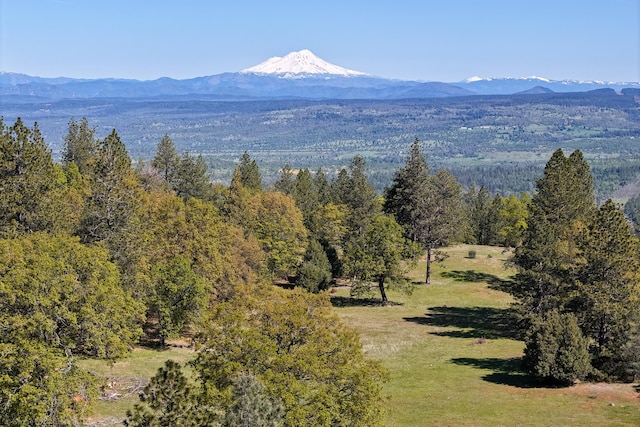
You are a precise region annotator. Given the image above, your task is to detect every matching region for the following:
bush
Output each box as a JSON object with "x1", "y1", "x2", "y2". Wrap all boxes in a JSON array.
[
  {"x1": 296, "y1": 240, "x2": 332, "y2": 293},
  {"x1": 522, "y1": 311, "x2": 592, "y2": 386}
]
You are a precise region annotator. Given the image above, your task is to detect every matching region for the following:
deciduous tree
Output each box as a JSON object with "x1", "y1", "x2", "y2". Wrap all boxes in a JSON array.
[
  {"x1": 344, "y1": 214, "x2": 414, "y2": 304},
  {"x1": 192, "y1": 285, "x2": 387, "y2": 427}
]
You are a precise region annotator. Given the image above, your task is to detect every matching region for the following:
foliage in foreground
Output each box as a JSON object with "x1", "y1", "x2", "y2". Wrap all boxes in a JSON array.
[{"x1": 127, "y1": 285, "x2": 388, "y2": 427}]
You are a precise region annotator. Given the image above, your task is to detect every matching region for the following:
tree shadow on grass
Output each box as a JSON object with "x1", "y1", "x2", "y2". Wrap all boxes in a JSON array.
[
  {"x1": 330, "y1": 296, "x2": 403, "y2": 307},
  {"x1": 404, "y1": 306, "x2": 519, "y2": 339},
  {"x1": 440, "y1": 269, "x2": 514, "y2": 293},
  {"x1": 451, "y1": 357, "x2": 538, "y2": 388}
]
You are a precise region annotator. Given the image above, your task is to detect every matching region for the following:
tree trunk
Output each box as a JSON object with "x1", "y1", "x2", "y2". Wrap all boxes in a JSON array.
[
  {"x1": 378, "y1": 276, "x2": 388, "y2": 306},
  {"x1": 425, "y1": 247, "x2": 432, "y2": 284}
]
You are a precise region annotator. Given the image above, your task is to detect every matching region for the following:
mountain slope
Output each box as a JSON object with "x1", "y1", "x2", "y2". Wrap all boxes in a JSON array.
[
  {"x1": 2, "y1": 51, "x2": 638, "y2": 101},
  {"x1": 241, "y1": 49, "x2": 367, "y2": 77}
]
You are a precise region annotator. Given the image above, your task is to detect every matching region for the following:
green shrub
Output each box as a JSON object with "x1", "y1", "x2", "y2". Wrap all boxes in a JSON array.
[
  {"x1": 296, "y1": 240, "x2": 332, "y2": 293},
  {"x1": 522, "y1": 311, "x2": 592, "y2": 386}
]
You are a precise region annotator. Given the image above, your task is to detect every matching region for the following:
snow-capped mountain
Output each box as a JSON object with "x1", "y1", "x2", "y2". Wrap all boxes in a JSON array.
[
  {"x1": 2, "y1": 52, "x2": 639, "y2": 101},
  {"x1": 457, "y1": 76, "x2": 639, "y2": 95},
  {"x1": 241, "y1": 49, "x2": 367, "y2": 77}
]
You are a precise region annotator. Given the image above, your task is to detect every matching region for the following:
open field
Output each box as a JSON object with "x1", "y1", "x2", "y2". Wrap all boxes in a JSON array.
[
  {"x1": 81, "y1": 244, "x2": 640, "y2": 426},
  {"x1": 333, "y1": 245, "x2": 640, "y2": 426}
]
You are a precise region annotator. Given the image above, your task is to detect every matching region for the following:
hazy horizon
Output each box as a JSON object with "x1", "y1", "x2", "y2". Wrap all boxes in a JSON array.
[{"x1": 1, "y1": 0, "x2": 638, "y2": 83}]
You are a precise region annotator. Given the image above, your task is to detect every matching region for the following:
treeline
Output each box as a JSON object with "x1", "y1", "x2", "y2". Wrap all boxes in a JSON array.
[{"x1": 0, "y1": 117, "x2": 402, "y2": 426}]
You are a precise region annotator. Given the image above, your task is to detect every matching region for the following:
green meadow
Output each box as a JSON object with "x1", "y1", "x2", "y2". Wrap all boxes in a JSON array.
[{"x1": 83, "y1": 244, "x2": 640, "y2": 426}]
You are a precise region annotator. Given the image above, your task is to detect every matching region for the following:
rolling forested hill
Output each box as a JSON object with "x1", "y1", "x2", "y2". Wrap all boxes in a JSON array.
[{"x1": 2, "y1": 88, "x2": 639, "y2": 198}]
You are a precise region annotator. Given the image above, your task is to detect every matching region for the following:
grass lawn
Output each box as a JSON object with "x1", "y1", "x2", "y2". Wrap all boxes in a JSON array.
[
  {"x1": 79, "y1": 345, "x2": 194, "y2": 426},
  {"x1": 82, "y1": 244, "x2": 640, "y2": 426},
  {"x1": 332, "y1": 244, "x2": 640, "y2": 427}
]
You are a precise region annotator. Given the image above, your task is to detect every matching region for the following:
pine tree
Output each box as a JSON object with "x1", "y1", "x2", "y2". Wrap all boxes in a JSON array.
[
  {"x1": 341, "y1": 156, "x2": 380, "y2": 236},
  {"x1": 384, "y1": 140, "x2": 463, "y2": 283},
  {"x1": 174, "y1": 153, "x2": 212, "y2": 200},
  {"x1": 62, "y1": 117, "x2": 96, "y2": 175},
  {"x1": 0, "y1": 118, "x2": 59, "y2": 235},
  {"x1": 125, "y1": 360, "x2": 218, "y2": 426},
  {"x1": 573, "y1": 199, "x2": 640, "y2": 376},
  {"x1": 79, "y1": 129, "x2": 138, "y2": 244},
  {"x1": 384, "y1": 138, "x2": 430, "y2": 243},
  {"x1": 513, "y1": 149, "x2": 596, "y2": 315},
  {"x1": 152, "y1": 134, "x2": 180, "y2": 185},
  {"x1": 274, "y1": 163, "x2": 295, "y2": 195},
  {"x1": 225, "y1": 373, "x2": 284, "y2": 427},
  {"x1": 236, "y1": 152, "x2": 262, "y2": 192},
  {"x1": 313, "y1": 168, "x2": 331, "y2": 206},
  {"x1": 292, "y1": 168, "x2": 319, "y2": 228}
]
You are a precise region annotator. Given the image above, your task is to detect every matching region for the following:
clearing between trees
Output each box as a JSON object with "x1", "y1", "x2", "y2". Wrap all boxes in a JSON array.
[{"x1": 82, "y1": 244, "x2": 640, "y2": 426}]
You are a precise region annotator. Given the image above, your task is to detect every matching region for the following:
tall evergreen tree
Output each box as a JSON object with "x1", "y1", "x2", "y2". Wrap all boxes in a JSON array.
[
  {"x1": 313, "y1": 168, "x2": 331, "y2": 206},
  {"x1": 152, "y1": 134, "x2": 180, "y2": 185},
  {"x1": 384, "y1": 138, "x2": 430, "y2": 243},
  {"x1": 0, "y1": 118, "x2": 58, "y2": 235},
  {"x1": 340, "y1": 156, "x2": 380, "y2": 236},
  {"x1": 292, "y1": 168, "x2": 319, "y2": 228},
  {"x1": 384, "y1": 139, "x2": 463, "y2": 283},
  {"x1": 236, "y1": 152, "x2": 262, "y2": 192},
  {"x1": 330, "y1": 167, "x2": 351, "y2": 206},
  {"x1": 78, "y1": 129, "x2": 146, "y2": 296},
  {"x1": 174, "y1": 153, "x2": 212, "y2": 201},
  {"x1": 573, "y1": 199, "x2": 640, "y2": 376},
  {"x1": 465, "y1": 185, "x2": 496, "y2": 245},
  {"x1": 62, "y1": 117, "x2": 96, "y2": 175},
  {"x1": 513, "y1": 149, "x2": 595, "y2": 314},
  {"x1": 274, "y1": 163, "x2": 295, "y2": 195},
  {"x1": 79, "y1": 129, "x2": 137, "y2": 244}
]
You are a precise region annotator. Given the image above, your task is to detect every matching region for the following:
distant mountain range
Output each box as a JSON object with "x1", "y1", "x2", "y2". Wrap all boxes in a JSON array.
[{"x1": 1, "y1": 50, "x2": 638, "y2": 101}]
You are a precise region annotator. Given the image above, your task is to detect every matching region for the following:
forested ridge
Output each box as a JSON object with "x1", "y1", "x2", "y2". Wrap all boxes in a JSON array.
[
  {"x1": 2, "y1": 117, "x2": 640, "y2": 425},
  {"x1": 3, "y1": 88, "x2": 640, "y2": 199}
]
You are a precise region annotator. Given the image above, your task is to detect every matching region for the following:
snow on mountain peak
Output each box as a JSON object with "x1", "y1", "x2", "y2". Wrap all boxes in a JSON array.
[
  {"x1": 465, "y1": 76, "x2": 484, "y2": 83},
  {"x1": 241, "y1": 50, "x2": 367, "y2": 77}
]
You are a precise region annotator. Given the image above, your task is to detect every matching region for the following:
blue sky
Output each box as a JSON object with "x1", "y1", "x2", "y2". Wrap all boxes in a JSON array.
[{"x1": 1, "y1": 0, "x2": 638, "y2": 82}]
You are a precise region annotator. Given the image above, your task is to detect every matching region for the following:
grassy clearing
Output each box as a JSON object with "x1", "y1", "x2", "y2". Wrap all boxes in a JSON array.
[
  {"x1": 332, "y1": 244, "x2": 640, "y2": 427},
  {"x1": 79, "y1": 345, "x2": 194, "y2": 426},
  {"x1": 83, "y1": 244, "x2": 640, "y2": 426}
]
